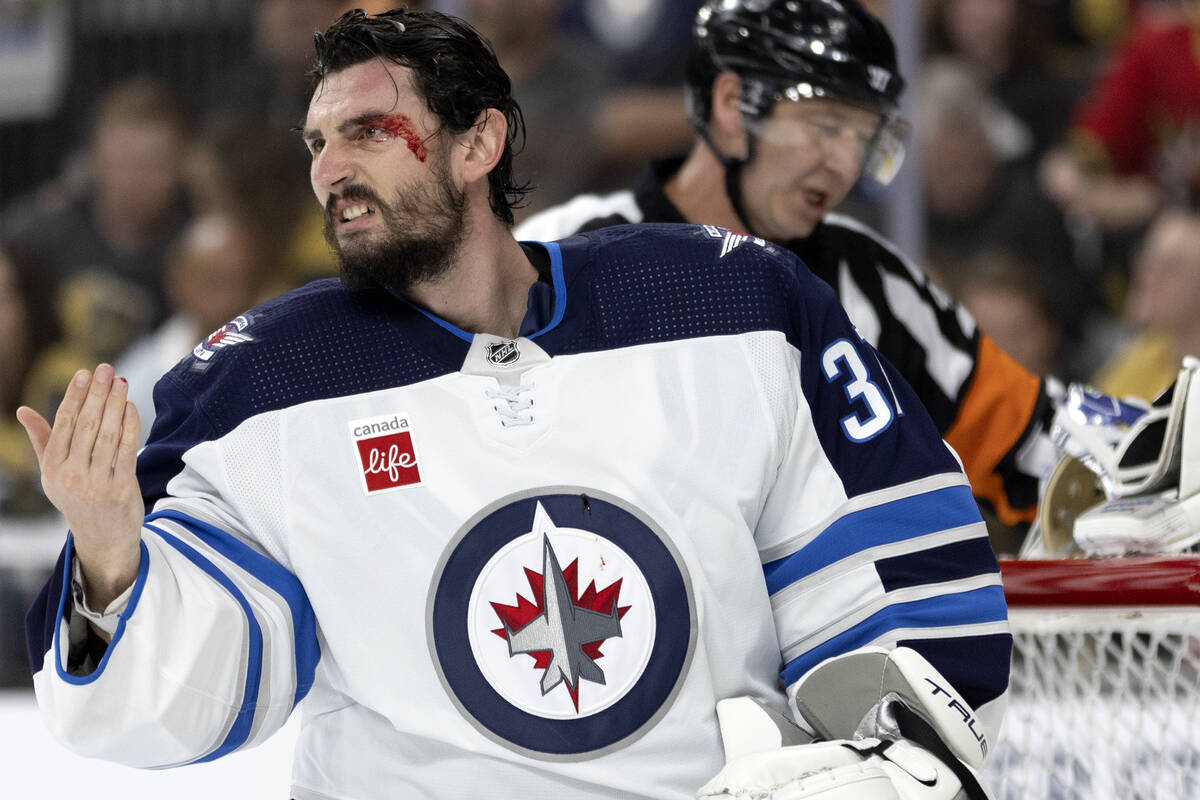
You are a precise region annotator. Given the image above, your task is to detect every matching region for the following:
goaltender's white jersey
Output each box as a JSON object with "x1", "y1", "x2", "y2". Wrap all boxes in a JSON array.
[{"x1": 27, "y1": 224, "x2": 1010, "y2": 799}]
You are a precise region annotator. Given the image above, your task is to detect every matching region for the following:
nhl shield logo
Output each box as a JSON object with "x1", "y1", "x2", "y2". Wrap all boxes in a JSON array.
[
  {"x1": 428, "y1": 488, "x2": 696, "y2": 759},
  {"x1": 486, "y1": 339, "x2": 521, "y2": 367}
]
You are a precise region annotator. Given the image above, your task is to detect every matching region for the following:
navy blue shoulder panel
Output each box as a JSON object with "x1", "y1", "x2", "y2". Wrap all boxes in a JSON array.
[
  {"x1": 535, "y1": 223, "x2": 809, "y2": 356},
  {"x1": 138, "y1": 279, "x2": 468, "y2": 503}
]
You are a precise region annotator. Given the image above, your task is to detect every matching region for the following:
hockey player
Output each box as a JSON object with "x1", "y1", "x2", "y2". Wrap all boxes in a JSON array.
[
  {"x1": 19, "y1": 8, "x2": 1007, "y2": 799},
  {"x1": 516, "y1": 0, "x2": 1060, "y2": 532}
]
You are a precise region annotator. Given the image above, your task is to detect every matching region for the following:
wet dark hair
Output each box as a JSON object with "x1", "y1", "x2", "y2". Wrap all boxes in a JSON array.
[{"x1": 308, "y1": 7, "x2": 529, "y2": 226}]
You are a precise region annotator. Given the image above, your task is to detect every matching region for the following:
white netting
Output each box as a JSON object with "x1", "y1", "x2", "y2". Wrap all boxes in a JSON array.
[{"x1": 983, "y1": 606, "x2": 1200, "y2": 799}]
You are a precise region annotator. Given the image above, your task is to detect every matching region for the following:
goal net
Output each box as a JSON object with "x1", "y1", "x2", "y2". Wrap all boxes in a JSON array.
[{"x1": 982, "y1": 557, "x2": 1200, "y2": 799}]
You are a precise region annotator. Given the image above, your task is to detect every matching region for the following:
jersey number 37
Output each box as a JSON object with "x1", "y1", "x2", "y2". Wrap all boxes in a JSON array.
[{"x1": 821, "y1": 339, "x2": 895, "y2": 443}]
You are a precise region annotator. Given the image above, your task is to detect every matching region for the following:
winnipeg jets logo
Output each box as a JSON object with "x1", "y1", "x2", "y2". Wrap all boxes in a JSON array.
[
  {"x1": 192, "y1": 314, "x2": 254, "y2": 363},
  {"x1": 703, "y1": 224, "x2": 769, "y2": 259},
  {"x1": 469, "y1": 501, "x2": 649, "y2": 720},
  {"x1": 493, "y1": 519, "x2": 628, "y2": 710},
  {"x1": 428, "y1": 489, "x2": 696, "y2": 758}
]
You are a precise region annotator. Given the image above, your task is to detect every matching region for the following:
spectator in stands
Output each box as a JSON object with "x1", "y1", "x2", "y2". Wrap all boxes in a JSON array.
[
  {"x1": 185, "y1": 111, "x2": 335, "y2": 297},
  {"x1": 0, "y1": 243, "x2": 58, "y2": 517},
  {"x1": 0, "y1": 242, "x2": 61, "y2": 686},
  {"x1": 930, "y1": 248, "x2": 1063, "y2": 379},
  {"x1": 17, "y1": 270, "x2": 155, "y2": 470},
  {"x1": 114, "y1": 214, "x2": 265, "y2": 446},
  {"x1": 461, "y1": 0, "x2": 613, "y2": 220},
  {"x1": 0, "y1": 247, "x2": 34, "y2": 451},
  {"x1": 927, "y1": 0, "x2": 1086, "y2": 163},
  {"x1": 1040, "y1": 0, "x2": 1200, "y2": 233},
  {"x1": 0, "y1": 76, "x2": 191, "y2": 355},
  {"x1": 919, "y1": 58, "x2": 1096, "y2": 377},
  {"x1": 463, "y1": 0, "x2": 692, "y2": 219},
  {"x1": 556, "y1": 0, "x2": 696, "y2": 86},
  {"x1": 1093, "y1": 206, "x2": 1200, "y2": 401},
  {"x1": 205, "y1": 0, "x2": 347, "y2": 164},
  {"x1": 554, "y1": 0, "x2": 696, "y2": 186}
]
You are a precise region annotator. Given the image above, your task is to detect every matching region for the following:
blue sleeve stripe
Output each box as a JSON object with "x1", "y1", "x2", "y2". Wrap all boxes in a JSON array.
[
  {"x1": 763, "y1": 484, "x2": 981, "y2": 594},
  {"x1": 779, "y1": 584, "x2": 1008, "y2": 686},
  {"x1": 53, "y1": 536, "x2": 151, "y2": 686},
  {"x1": 146, "y1": 523, "x2": 263, "y2": 764},
  {"x1": 146, "y1": 509, "x2": 319, "y2": 706}
]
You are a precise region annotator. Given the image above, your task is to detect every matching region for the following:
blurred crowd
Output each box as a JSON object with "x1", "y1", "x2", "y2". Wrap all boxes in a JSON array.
[{"x1": 3, "y1": 0, "x2": 1200, "y2": 685}]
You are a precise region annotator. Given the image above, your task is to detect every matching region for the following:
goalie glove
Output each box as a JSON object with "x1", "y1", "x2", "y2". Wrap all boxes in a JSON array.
[
  {"x1": 1050, "y1": 358, "x2": 1200, "y2": 499},
  {"x1": 697, "y1": 647, "x2": 993, "y2": 800},
  {"x1": 1040, "y1": 358, "x2": 1200, "y2": 555},
  {"x1": 697, "y1": 701, "x2": 971, "y2": 799}
]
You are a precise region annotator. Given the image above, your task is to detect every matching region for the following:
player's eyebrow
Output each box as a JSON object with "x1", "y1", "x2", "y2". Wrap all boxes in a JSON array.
[{"x1": 301, "y1": 110, "x2": 392, "y2": 144}]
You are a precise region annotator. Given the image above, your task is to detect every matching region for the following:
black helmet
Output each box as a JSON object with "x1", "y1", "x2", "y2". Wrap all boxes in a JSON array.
[
  {"x1": 688, "y1": 0, "x2": 904, "y2": 123},
  {"x1": 686, "y1": 0, "x2": 908, "y2": 186}
]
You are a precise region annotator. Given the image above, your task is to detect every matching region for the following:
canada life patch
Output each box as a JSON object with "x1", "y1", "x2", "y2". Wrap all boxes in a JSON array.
[
  {"x1": 428, "y1": 489, "x2": 696, "y2": 760},
  {"x1": 349, "y1": 413, "x2": 422, "y2": 493}
]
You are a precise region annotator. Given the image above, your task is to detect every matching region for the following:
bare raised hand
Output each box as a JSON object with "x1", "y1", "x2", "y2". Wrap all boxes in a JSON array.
[{"x1": 17, "y1": 363, "x2": 144, "y2": 610}]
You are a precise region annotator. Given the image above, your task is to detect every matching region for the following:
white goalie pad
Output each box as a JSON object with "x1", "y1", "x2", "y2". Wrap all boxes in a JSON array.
[{"x1": 696, "y1": 648, "x2": 993, "y2": 800}]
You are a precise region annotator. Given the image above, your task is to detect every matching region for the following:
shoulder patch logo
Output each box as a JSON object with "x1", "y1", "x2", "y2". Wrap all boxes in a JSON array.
[
  {"x1": 350, "y1": 413, "x2": 422, "y2": 493},
  {"x1": 702, "y1": 224, "x2": 770, "y2": 259},
  {"x1": 193, "y1": 315, "x2": 254, "y2": 363}
]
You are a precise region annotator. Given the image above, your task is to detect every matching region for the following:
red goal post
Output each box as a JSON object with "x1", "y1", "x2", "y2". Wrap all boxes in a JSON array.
[{"x1": 982, "y1": 557, "x2": 1200, "y2": 799}]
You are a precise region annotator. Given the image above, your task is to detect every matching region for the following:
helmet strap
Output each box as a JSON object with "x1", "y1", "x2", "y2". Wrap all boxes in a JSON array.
[
  {"x1": 693, "y1": 119, "x2": 765, "y2": 239},
  {"x1": 722, "y1": 131, "x2": 764, "y2": 240},
  {"x1": 722, "y1": 150, "x2": 761, "y2": 239}
]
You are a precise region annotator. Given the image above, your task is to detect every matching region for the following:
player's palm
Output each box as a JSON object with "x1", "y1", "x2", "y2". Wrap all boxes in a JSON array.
[{"x1": 17, "y1": 363, "x2": 143, "y2": 607}]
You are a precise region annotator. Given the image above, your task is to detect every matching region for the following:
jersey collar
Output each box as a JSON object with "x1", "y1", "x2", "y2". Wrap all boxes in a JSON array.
[{"x1": 388, "y1": 240, "x2": 566, "y2": 343}]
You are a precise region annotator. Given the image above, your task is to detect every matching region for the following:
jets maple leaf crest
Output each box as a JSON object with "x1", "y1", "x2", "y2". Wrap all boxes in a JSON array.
[{"x1": 489, "y1": 505, "x2": 630, "y2": 711}]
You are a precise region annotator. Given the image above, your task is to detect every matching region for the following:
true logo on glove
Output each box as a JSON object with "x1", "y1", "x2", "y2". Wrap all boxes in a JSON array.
[
  {"x1": 349, "y1": 413, "x2": 422, "y2": 493},
  {"x1": 924, "y1": 676, "x2": 988, "y2": 758}
]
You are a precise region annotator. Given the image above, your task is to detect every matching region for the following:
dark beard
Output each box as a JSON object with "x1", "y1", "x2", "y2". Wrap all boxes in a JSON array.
[{"x1": 325, "y1": 165, "x2": 466, "y2": 294}]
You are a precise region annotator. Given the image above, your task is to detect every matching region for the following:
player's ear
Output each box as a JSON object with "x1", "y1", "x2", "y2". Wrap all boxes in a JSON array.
[
  {"x1": 457, "y1": 108, "x2": 507, "y2": 186},
  {"x1": 710, "y1": 72, "x2": 749, "y2": 158}
]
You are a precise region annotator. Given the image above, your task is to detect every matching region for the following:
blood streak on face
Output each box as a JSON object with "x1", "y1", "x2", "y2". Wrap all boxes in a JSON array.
[{"x1": 371, "y1": 113, "x2": 427, "y2": 162}]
